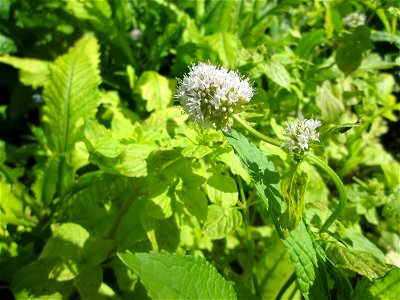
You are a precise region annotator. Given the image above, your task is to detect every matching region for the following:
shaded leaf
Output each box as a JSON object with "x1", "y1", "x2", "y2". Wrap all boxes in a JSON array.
[{"x1": 206, "y1": 174, "x2": 238, "y2": 207}]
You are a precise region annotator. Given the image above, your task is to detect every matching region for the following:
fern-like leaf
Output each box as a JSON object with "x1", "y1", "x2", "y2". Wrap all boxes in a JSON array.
[{"x1": 43, "y1": 34, "x2": 101, "y2": 155}]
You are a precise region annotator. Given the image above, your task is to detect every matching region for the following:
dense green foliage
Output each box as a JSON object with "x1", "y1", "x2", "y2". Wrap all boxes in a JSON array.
[{"x1": 0, "y1": 0, "x2": 399, "y2": 299}]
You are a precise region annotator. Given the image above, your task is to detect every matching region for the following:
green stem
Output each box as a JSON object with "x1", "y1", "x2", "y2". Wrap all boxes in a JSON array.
[
  {"x1": 306, "y1": 154, "x2": 347, "y2": 233},
  {"x1": 237, "y1": 176, "x2": 259, "y2": 296},
  {"x1": 233, "y1": 114, "x2": 281, "y2": 147}
]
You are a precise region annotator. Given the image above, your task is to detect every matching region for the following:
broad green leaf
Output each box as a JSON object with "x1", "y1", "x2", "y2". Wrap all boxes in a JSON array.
[
  {"x1": 205, "y1": 32, "x2": 241, "y2": 67},
  {"x1": 78, "y1": 238, "x2": 115, "y2": 269},
  {"x1": 326, "y1": 243, "x2": 392, "y2": 280},
  {"x1": 182, "y1": 144, "x2": 213, "y2": 159},
  {"x1": 116, "y1": 197, "x2": 148, "y2": 251},
  {"x1": 66, "y1": 172, "x2": 131, "y2": 237},
  {"x1": 176, "y1": 188, "x2": 208, "y2": 222},
  {"x1": 0, "y1": 55, "x2": 50, "y2": 88},
  {"x1": 263, "y1": 60, "x2": 291, "y2": 90},
  {"x1": 136, "y1": 71, "x2": 173, "y2": 112},
  {"x1": 216, "y1": 149, "x2": 251, "y2": 184},
  {"x1": 206, "y1": 174, "x2": 238, "y2": 207},
  {"x1": 226, "y1": 130, "x2": 283, "y2": 217},
  {"x1": 40, "y1": 223, "x2": 90, "y2": 262},
  {"x1": 280, "y1": 166, "x2": 308, "y2": 237},
  {"x1": 0, "y1": 33, "x2": 16, "y2": 55},
  {"x1": 351, "y1": 268, "x2": 400, "y2": 300},
  {"x1": 203, "y1": 204, "x2": 243, "y2": 240},
  {"x1": 118, "y1": 251, "x2": 236, "y2": 300},
  {"x1": 43, "y1": 34, "x2": 101, "y2": 155},
  {"x1": 335, "y1": 26, "x2": 374, "y2": 75},
  {"x1": 316, "y1": 80, "x2": 345, "y2": 122},
  {"x1": 11, "y1": 257, "x2": 74, "y2": 300},
  {"x1": 74, "y1": 266, "x2": 103, "y2": 300},
  {"x1": 140, "y1": 215, "x2": 180, "y2": 252},
  {"x1": 295, "y1": 29, "x2": 325, "y2": 59},
  {"x1": 115, "y1": 144, "x2": 155, "y2": 178}
]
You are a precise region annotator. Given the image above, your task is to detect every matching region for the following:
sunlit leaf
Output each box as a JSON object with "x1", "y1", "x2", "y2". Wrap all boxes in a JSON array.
[{"x1": 118, "y1": 251, "x2": 236, "y2": 299}]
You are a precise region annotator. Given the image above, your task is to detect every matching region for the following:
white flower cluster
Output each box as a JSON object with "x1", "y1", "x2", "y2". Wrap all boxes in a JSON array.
[
  {"x1": 343, "y1": 12, "x2": 366, "y2": 28},
  {"x1": 283, "y1": 116, "x2": 322, "y2": 151},
  {"x1": 176, "y1": 62, "x2": 253, "y2": 131}
]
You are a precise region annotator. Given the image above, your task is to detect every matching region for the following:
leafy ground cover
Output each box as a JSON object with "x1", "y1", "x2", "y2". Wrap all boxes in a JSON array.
[{"x1": 0, "y1": 0, "x2": 399, "y2": 299}]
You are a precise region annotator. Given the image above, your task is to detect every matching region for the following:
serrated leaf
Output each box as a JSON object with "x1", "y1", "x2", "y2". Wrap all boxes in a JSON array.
[
  {"x1": 203, "y1": 204, "x2": 243, "y2": 240},
  {"x1": 351, "y1": 268, "x2": 400, "y2": 300},
  {"x1": 263, "y1": 60, "x2": 291, "y2": 90},
  {"x1": 43, "y1": 34, "x2": 101, "y2": 155},
  {"x1": 31, "y1": 155, "x2": 59, "y2": 206},
  {"x1": 0, "y1": 55, "x2": 50, "y2": 88},
  {"x1": 136, "y1": 71, "x2": 172, "y2": 112},
  {"x1": 226, "y1": 130, "x2": 283, "y2": 217},
  {"x1": 226, "y1": 130, "x2": 329, "y2": 299},
  {"x1": 326, "y1": 243, "x2": 392, "y2": 280},
  {"x1": 280, "y1": 166, "x2": 308, "y2": 237},
  {"x1": 118, "y1": 251, "x2": 236, "y2": 300},
  {"x1": 206, "y1": 174, "x2": 238, "y2": 207}
]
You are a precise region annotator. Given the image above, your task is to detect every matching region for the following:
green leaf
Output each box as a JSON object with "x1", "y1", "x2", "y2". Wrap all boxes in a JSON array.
[
  {"x1": 203, "y1": 204, "x2": 243, "y2": 240},
  {"x1": 78, "y1": 238, "x2": 115, "y2": 269},
  {"x1": 74, "y1": 266, "x2": 103, "y2": 300},
  {"x1": 295, "y1": 29, "x2": 326, "y2": 59},
  {"x1": 226, "y1": 130, "x2": 283, "y2": 218},
  {"x1": 40, "y1": 223, "x2": 90, "y2": 262},
  {"x1": 11, "y1": 257, "x2": 74, "y2": 300},
  {"x1": 206, "y1": 174, "x2": 238, "y2": 207},
  {"x1": 205, "y1": 32, "x2": 241, "y2": 67},
  {"x1": 316, "y1": 80, "x2": 345, "y2": 122},
  {"x1": 263, "y1": 59, "x2": 291, "y2": 90},
  {"x1": 226, "y1": 130, "x2": 329, "y2": 299},
  {"x1": 31, "y1": 155, "x2": 59, "y2": 206},
  {"x1": 43, "y1": 34, "x2": 101, "y2": 155},
  {"x1": 0, "y1": 33, "x2": 17, "y2": 55},
  {"x1": 280, "y1": 166, "x2": 308, "y2": 237},
  {"x1": 282, "y1": 222, "x2": 329, "y2": 299},
  {"x1": 0, "y1": 55, "x2": 50, "y2": 88},
  {"x1": 216, "y1": 149, "x2": 251, "y2": 184},
  {"x1": 326, "y1": 243, "x2": 393, "y2": 280},
  {"x1": 176, "y1": 188, "x2": 208, "y2": 222},
  {"x1": 118, "y1": 251, "x2": 236, "y2": 300},
  {"x1": 352, "y1": 268, "x2": 400, "y2": 300},
  {"x1": 182, "y1": 144, "x2": 213, "y2": 159},
  {"x1": 136, "y1": 71, "x2": 173, "y2": 112},
  {"x1": 383, "y1": 186, "x2": 400, "y2": 220},
  {"x1": 335, "y1": 26, "x2": 374, "y2": 75}
]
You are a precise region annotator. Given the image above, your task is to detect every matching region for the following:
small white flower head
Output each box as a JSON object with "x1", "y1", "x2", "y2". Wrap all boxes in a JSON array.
[
  {"x1": 283, "y1": 115, "x2": 322, "y2": 152},
  {"x1": 175, "y1": 62, "x2": 253, "y2": 131},
  {"x1": 343, "y1": 12, "x2": 366, "y2": 28},
  {"x1": 130, "y1": 29, "x2": 143, "y2": 41}
]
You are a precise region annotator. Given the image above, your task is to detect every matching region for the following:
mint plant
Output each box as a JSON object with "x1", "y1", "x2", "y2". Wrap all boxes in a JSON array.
[{"x1": 1, "y1": 1, "x2": 399, "y2": 299}]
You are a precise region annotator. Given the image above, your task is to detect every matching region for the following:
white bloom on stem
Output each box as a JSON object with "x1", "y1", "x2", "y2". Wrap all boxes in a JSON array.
[
  {"x1": 175, "y1": 62, "x2": 253, "y2": 131},
  {"x1": 343, "y1": 12, "x2": 366, "y2": 28},
  {"x1": 283, "y1": 115, "x2": 322, "y2": 151}
]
